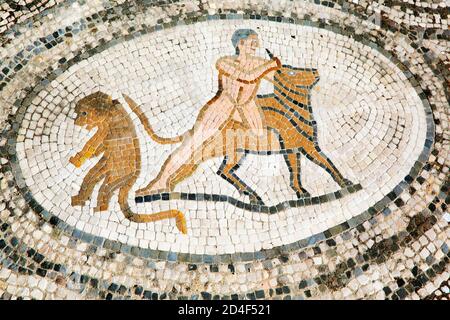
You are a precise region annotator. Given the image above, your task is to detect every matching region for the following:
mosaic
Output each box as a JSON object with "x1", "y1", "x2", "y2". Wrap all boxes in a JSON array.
[{"x1": 0, "y1": 0, "x2": 448, "y2": 300}]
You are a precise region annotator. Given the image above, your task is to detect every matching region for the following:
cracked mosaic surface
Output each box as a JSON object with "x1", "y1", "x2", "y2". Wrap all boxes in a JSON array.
[{"x1": 0, "y1": 0, "x2": 448, "y2": 300}]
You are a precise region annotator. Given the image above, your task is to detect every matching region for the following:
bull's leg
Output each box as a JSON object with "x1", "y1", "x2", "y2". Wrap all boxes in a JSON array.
[
  {"x1": 283, "y1": 152, "x2": 310, "y2": 198},
  {"x1": 217, "y1": 152, "x2": 264, "y2": 205},
  {"x1": 300, "y1": 144, "x2": 352, "y2": 188}
]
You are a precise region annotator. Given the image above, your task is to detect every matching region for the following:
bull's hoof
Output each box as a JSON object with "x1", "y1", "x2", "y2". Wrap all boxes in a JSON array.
[
  {"x1": 249, "y1": 195, "x2": 265, "y2": 206},
  {"x1": 296, "y1": 189, "x2": 311, "y2": 198},
  {"x1": 342, "y1": 179, "x2": 354, "y2": 187}
]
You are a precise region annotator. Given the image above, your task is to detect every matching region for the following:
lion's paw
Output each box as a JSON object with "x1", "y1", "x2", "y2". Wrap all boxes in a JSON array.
[
  {"x1": 93, "y1": 204, "x2": 109, "y2": 213},
  {"x1": 71, "y1": 195, "x2": 86, "y2": 207},
  {"x1": 69, "y1": 155, "x2": 83, "y2": 168}
]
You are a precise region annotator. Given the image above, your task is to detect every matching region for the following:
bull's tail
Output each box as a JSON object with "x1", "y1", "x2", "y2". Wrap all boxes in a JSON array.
[
  {"x1": 123, "y1": 94, "x2": 183, "y2": 145},
  {"x1": 118, "y1": 184, "x2": 187, "y2": 234}
]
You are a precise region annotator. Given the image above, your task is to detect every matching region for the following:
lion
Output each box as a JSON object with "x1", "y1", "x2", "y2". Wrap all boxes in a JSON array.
[
  {"x1": 127, "y1": 59, "x2": 353, "y2": 205},
  {"x1": 69, "y1": 91, "x2": 187, "y2": 234}
]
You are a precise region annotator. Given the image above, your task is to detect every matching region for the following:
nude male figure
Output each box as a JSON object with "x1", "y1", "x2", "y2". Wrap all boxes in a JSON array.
[{"x1": 136, "y1": 29, "x2": 281, "y2": 196}]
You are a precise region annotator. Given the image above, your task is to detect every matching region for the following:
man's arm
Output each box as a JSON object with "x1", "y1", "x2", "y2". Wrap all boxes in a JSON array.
[
  {"x1": 263, "y1": 69, "x2": 278, "y2": 84},
  {"x1": 216, "y1": 57, "x2": 280, "y2": 83}
]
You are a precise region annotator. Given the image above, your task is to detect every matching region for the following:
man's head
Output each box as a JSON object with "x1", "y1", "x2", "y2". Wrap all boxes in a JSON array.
[{"x1": 231, "y1": 29, "x2": 259, "y2": 56}]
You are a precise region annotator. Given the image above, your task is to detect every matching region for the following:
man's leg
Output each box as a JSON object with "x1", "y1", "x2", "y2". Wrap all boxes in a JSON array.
[
  {"x1": 136, "y1": 96, "x2": 235, "y2": 195},
  {"x1": 240, "y1": 100, "x2": 266, "y2": 137}
]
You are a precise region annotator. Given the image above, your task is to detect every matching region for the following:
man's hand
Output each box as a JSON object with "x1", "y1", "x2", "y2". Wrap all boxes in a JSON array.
[
  {"x1": 271, "y1": 56, "x2": 282, "y2": 69},
  {"x1": 265, "y1": 49, "x2": 281, "y2": 68}
]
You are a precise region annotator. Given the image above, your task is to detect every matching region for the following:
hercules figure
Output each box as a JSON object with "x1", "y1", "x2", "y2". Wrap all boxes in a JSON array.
[{"x1": 136, "y1": 29, "x2": 281, "y2": 196}]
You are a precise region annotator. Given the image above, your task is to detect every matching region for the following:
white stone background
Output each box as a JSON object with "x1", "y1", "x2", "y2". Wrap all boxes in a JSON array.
[{"x1": 15, "y1": 19, "x2": 427, "y2": 255}]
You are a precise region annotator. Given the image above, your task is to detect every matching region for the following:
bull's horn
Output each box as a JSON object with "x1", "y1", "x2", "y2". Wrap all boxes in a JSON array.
[{"x1": 265, "y1": 48, "x2": 274, "y2": 59}]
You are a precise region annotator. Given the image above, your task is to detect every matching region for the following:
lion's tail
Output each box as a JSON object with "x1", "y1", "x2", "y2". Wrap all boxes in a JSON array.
[
  {"x1": 118, "y1": 185, "x2": 187, "y2": 234},
  {"x1": 122, "y1": 94, "x2": 183, "y2": 145}
]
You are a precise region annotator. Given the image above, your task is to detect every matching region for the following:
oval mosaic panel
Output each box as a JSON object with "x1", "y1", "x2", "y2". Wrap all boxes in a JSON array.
[
  {"x1": 1, "y1": 0, "x2": 448, "y2": 301},
  {"x1": 13, "y1": 19, "x2": 430, "y2": 256}
]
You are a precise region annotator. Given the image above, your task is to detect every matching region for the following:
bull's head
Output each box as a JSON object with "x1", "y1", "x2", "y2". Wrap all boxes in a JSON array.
[{"x1": 266, "y1": 49, "x2": 320, "y2": 89}]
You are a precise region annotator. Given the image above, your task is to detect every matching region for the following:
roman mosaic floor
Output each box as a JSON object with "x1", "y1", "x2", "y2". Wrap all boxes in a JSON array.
[{"x1": 0, "y1": 0, "x2": 448, "y2": 300}]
